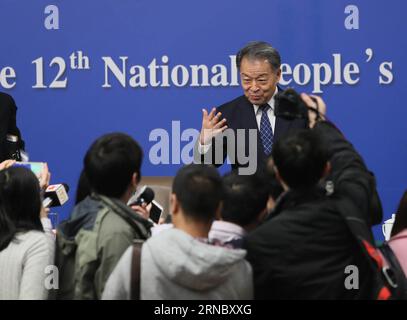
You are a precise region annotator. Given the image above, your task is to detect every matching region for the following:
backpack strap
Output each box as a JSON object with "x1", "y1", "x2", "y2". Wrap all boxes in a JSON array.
[
  {"x1": 94, "y1": 193, "x2": 151, "y2": 239},
  {"x1": 380, "y1": 241, "x2": 407, "y2": 299},
  {"x1": 130, "y1": 240, "x2": 143, "y2": 300},
  {"x1": 333, "y1": 196, "x2": 392, "y2": 299}
]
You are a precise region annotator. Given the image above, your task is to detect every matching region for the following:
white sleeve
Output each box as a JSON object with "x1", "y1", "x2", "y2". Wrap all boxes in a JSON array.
[
  {"x1": 19, "y1": 235, "x2": 55, "y2": 300},
  {"x1": 197, "y1": 142, "x2": 212, "y2": 154},
  {"x1": 102, "y1": 246, "x2": 133, "y2": 300},
  {"x1": 41, "y1": 217, "x2": 56, "y2": 240}
]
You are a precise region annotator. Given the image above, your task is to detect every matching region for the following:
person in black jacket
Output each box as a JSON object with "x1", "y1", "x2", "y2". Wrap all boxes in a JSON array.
[
  {"x1": 0, "y1": 92, "x2": 25, "y2": 162},
  {"x1": 245, "y1": 93, "x2": 380, "y2": 299}
]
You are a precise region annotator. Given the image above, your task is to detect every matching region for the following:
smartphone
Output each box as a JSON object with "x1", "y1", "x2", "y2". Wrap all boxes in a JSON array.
[
  {"x1": 13, "y1": 162, "x2": 45, "y2": 178},
  {"x1": 150, "y1": 200, "x2": 163, "y2": 224}
]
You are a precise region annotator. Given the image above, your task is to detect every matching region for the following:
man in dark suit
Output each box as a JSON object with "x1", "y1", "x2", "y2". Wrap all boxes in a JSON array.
[
  {"x1": 195, "y1": 41, "x2": 307, "y2": 174},
  {"x1": 0, "y1": 92, "x2": 25, "y2": 162}
]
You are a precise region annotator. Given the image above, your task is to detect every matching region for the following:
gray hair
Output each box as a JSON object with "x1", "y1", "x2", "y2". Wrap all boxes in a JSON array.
[{"x1": 236, "y1": 41, "x2": 281, "y2": 71}]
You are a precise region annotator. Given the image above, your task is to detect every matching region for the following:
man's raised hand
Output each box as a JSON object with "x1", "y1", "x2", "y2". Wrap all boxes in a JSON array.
[{"x1": 199, "y1": 107, "x2": 228, "y2": 145}]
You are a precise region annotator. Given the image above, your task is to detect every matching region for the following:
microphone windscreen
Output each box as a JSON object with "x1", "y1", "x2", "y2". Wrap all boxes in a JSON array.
[
  {"x1": 62, "y1": 183, "x2": 70, "y2": 193},
  {"x1": 141, "y1": 187, "x2": 155, "y2": 203},
  {"x1": 128, "y1": 186, "x2": 155, "y2": 206}
]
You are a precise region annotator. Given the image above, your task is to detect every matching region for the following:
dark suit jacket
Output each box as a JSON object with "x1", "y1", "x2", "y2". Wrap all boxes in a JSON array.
[
  {"x1": 196, "y1": 94, "x2": 307, "y2": 173},
  {"x1": 0, "y1": 92, "x2": 24, "y2": 162}
]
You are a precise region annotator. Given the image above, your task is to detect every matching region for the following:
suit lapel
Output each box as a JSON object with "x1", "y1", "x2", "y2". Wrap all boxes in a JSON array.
[{"x1": 237, "y1": 96, "x2": 257, "y2": 130}]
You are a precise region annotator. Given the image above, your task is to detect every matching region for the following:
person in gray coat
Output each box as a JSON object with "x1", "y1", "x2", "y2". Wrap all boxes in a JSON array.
[{"x1": 103, "y1": 164, "x2": 253, "y2": 300}]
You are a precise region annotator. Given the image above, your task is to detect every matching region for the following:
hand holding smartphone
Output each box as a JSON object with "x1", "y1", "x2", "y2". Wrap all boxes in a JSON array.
[
  {"x1": 12, "y1": 162, "x2": 46, "y2": 178},
  {"x1": 13, "y1": 162, "x2": 50, "y2": 190}
]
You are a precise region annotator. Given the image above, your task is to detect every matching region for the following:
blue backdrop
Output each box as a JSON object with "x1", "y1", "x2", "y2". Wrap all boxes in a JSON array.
[{"x1": 1, "y1": 0, "x2": 406, "y2": 240}]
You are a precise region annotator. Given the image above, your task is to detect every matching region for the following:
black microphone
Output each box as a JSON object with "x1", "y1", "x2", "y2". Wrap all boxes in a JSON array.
[
  {"x1": 128, "y1": 186, "x2": 155, "y2": 206},
  {"x1": 43, "y1": 183, "x2": 70, "y2": 208}
]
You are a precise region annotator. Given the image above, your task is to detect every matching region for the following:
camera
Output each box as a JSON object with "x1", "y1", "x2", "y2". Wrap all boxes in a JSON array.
[
  {"x1": 128, "y1": 186, "x2": 155, "y2": 207},
  {"x1": 5, "y1": 134, "x2": 22, "y2": 161},
  {"x1": 274, "y1": 88, "x2": 309, "y2": 120}
]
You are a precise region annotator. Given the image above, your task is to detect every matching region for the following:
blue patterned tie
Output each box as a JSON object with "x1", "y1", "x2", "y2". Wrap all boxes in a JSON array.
[{"x1": 259, "y1": 104, "x2": 273, "y2": 156}]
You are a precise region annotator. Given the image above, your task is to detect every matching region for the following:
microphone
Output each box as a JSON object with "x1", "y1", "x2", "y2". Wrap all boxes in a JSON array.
[
  {"x1": 128, "y1": 186, "x2": 155, "y2": 207},
  {"x1": 43, "y1": 183, "x2": 70, "y2": 208}
]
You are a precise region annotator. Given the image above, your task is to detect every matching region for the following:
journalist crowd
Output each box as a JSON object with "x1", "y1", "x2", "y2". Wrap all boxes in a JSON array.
[
  {"x1": 0, "y1": 41, "x2": 406, "y2": 300},
  {"x1": 0, "y1": 91, "x2": 406, "y2": 300}
]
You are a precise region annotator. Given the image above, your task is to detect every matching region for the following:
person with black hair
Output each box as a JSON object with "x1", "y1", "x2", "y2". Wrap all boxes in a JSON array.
[
  {"x1": 0, "y1": 167, "x2": 54, "y2": 299},
  {"x1": 263, "y1": 157, "x2": 284, "y2": 212},
  {"x1": 103, "y1": 164, "x2": 253, "y2": 300},
  {"x1": 388, "y1": 191, "x2": 407, "y2": 275},
  {"x1": 209, "y1": 172, "x2": 269, "y2": 248},
  {"x1": 74, "y1": 169, "x2": 91, "y2": 205},
  {"x1": 245, "y1": 93, "x2": 379, "y2": 299},
  {"x1": 56, "y1": 133, "x2": 152, "y2": 300}
]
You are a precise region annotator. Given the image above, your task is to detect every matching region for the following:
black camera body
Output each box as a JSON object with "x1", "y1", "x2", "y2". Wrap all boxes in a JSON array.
[
  {"x1": 5, "y1": 134, "x2": 23, "y2": 161},
  {"x1": 274, "y1": 88, "x2": 309, "y2": 121}
]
